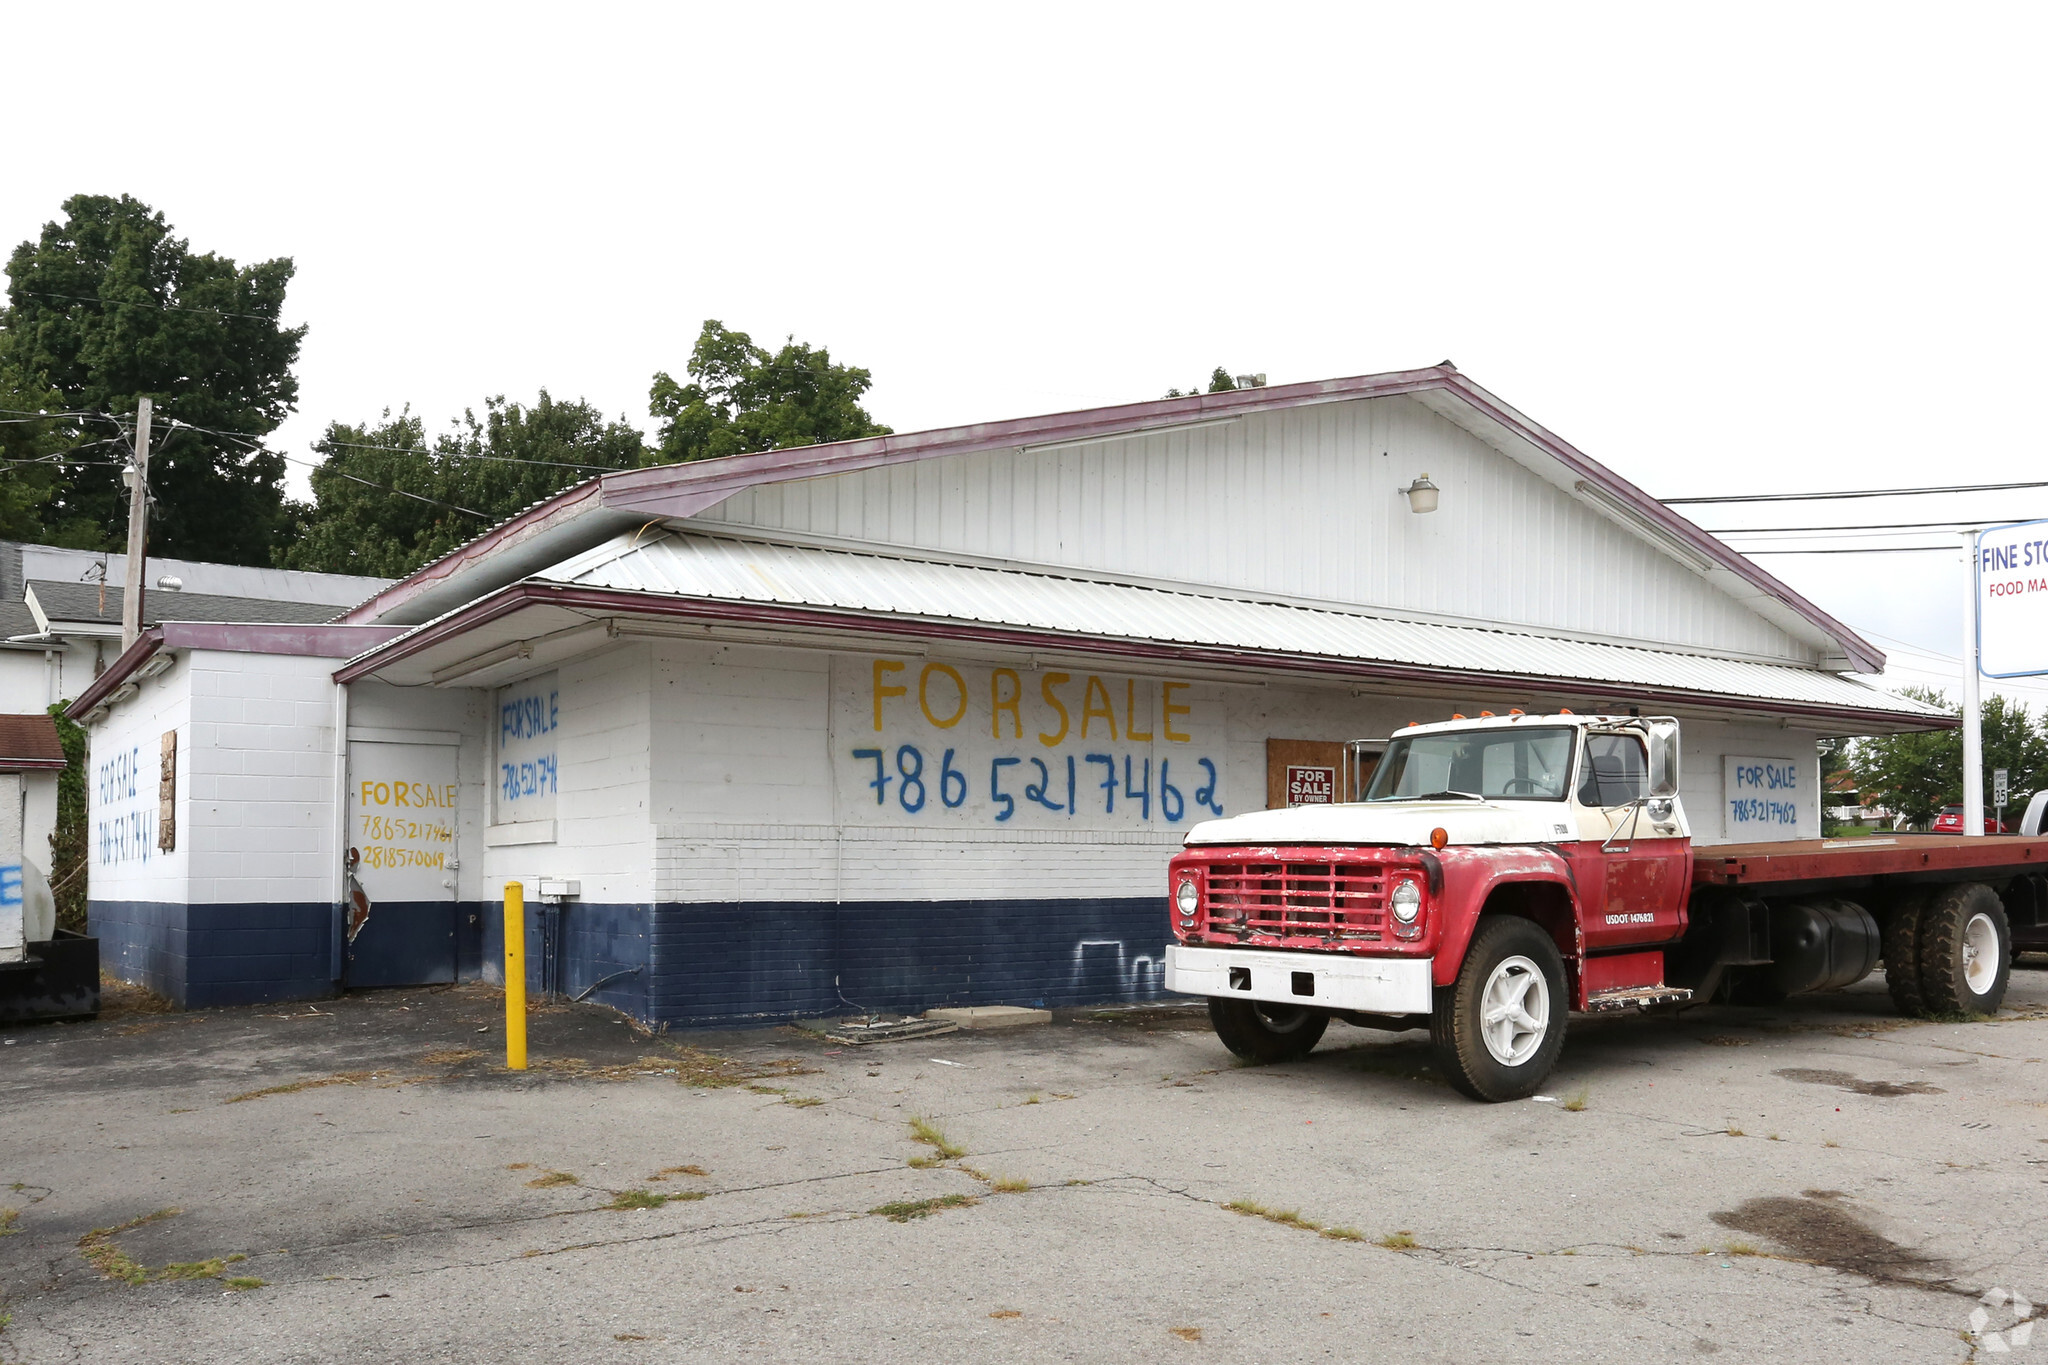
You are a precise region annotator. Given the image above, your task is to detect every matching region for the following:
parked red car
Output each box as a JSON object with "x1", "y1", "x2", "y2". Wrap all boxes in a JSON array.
[{"x1": 1931, "y1": 804, "x2": 2008, "y2": 834}]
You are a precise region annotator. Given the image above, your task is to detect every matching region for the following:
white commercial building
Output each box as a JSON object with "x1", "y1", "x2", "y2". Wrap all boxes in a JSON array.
[{"x1": 68, "y1": 366, "x2": 1945, "y2": 1018}]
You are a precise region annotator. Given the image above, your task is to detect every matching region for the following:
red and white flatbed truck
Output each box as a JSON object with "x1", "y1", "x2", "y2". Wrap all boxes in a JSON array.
[{"x1": 1163, "y1": 713, "x2": 2048, "y2": 1102}]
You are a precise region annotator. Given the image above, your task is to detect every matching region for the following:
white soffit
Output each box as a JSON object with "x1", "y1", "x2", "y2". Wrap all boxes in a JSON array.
[{"x1": 535, "y1": 532, "x2": 1940, "y2": 720}]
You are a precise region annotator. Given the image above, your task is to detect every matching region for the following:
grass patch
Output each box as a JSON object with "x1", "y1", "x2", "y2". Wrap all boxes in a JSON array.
[
  {"x1": 1223, "y1": 1200, "x2": 1322, "y2": 1232},
  {"x1": 1377, "y1": 1231, "x2": 1418, "y2": 1250},
  {"x1": 1320, "y1": 1226, "x2": 1365, "y2": 1242},
  {"x1": 1561, "y1": 1087, "x2": 1589, "y2": 1113},
  {"x1": 223, "y1": 1277, "x2": 265, "y2": 1291},
  {"x1": 652, "y1": 1165, "x2": 707, "y2": 1178},
  {"x1": 1170, "y1": 1327, "x2": 1202, "y2": 1341},
  {"x1": 906, "y1": 1154, "x2": 946, "y2": 1169},
  {"x1": 418, "y1": 1048, "x2": 482, "y2": 1067},
  {"x1": 782, "y1": 1096, "x2": 825, "y2": 1108},
  {"x1": 1723, "y1": 1242, "x2": 1762, "y2": 1257},
  {"x1": 990, "y1": 1176, "x2": 1032, "y2": 1194},
  {"x1": 0, "y1": 1208, "x2": 18, "y2": 1237},
  {"x1": 745, "y1": 1084, "x2": 790, "y2": 1096},
  {"x1": 606, "y1": 1189, "x2": 669, "y2": 1211},
  {"x1": 1724, "y1": 1127, "x2": 1746, "y2": 1138},
  {"x1": 158, "y1": 1254, "x2": 245, "y2": 1280},
  {"x1": 908, "y1": 1116, "x2": 965, "y2": 1160},
  {"x1": 79, "y1": 1208, "x2": 180, "y2": 1284},
  {"x1": 870, "y1": 1194, "x2": 978, "y2": 1223},
  {"x1": 1023, "y1": 1094, "x2": 1042, "y2": 1105},
  {"x1": 224, "y1": 1071, "x2": 373, "y2": 1104},
  {"x1": 526, "y1": 1172, "x2": 578, "y2": 1189}
]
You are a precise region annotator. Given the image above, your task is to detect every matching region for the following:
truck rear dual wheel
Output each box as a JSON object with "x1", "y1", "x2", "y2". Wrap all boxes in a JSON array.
[
  {"x1": 1431, "y1": 917, "x2": 1568, "y2": 1103},
  {"x1": 1916, "y1": 882, "x2": 2011, "y2": 1016},
  {"x1": 1881, "y1": 890, "x2": 1930, "y2": 1017},
  {"x1": 1207, "y1": 999, "x2": 1329, "y2": 1064}
]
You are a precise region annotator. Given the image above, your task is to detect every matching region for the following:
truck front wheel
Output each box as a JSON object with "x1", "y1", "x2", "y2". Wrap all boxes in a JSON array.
[
  {"x1": 1207, "y1": 999, "x2": 1329, "y2": 1064},
  {"x1": 1917, "y1": 882, "x2": 2011, "y2": 1016},
  {"x1": 1432, "y1": 917, "x2": 1568, "y2": 1102}
]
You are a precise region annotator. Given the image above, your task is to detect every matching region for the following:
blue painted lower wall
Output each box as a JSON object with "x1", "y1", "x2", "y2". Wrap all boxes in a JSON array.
[
  {"x1": 90, "y1": 900, "x2": 335, "y2": 1010},
  {"x1": 482, "y1": 896, "x2": 1167, "y2": 1028},
  {"x1": 96, "y1": 896, "x2": 1170, "y2": 1027}
]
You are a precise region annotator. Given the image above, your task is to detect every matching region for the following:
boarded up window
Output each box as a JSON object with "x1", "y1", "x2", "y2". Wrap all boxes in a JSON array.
[
  {"x1": 1266, "y1": 738, "x2": 1381, "y2": 809},
  {"x1": 157, "y1": 730, "x2": 177, "y2": 852}
]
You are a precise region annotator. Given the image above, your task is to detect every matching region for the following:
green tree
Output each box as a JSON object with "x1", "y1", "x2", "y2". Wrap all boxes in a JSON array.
[
  {"x1": 280, "y1": 392, "x2": 647, "y2": 577},
  {"x1": 647, "y1": 320, "x2": 889, "y2": 463},
  {"x1": 1848, "y1": 688, "x2": 2048, "y2": 828},
  {"x1": 1165, "y1": 367, "x2": 1265, "y2": 398},
  {"x1": 0, "y1": 194, "x2": 302, "y2": 563},
  {"x1": 45, "y1": 700, "x2": 88, "y2": 934}
]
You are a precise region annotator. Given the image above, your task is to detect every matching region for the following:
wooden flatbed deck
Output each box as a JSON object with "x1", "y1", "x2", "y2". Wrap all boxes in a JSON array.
[{"x1": 1693, "y1": 834, "x2": 2048, "y2": 888}]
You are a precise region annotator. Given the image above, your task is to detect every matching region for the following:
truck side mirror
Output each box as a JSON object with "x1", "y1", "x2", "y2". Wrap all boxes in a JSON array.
[{"x1": 1646, "y1": 719, "x2": 1681, "y2": 799}]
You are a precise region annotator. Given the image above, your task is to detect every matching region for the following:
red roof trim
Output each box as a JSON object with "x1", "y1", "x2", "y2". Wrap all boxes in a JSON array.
[
  {"x1": 333, "y1": 365, "x2": 1883, "y2": 673},
  {"x1": 334, "y1": 583, "x2": 1938, "y2": 731}
]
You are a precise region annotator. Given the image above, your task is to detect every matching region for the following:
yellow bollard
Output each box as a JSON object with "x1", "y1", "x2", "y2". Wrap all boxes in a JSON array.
[{"x1": 504, "y1": 881, "x2": 528, "y2": 1070}]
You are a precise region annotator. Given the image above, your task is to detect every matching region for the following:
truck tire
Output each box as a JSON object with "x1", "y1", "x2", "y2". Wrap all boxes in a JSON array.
[
  {"x1": 1880, "y1": 891, "x2": 1929, "y2": 1017},
  {"x1": 1206, "y1": 999, "x2": 1328, "y2": 1064},
  {"x1": 1917, "y1": 882, "x2": 2011, "y2": 1016},
  {"x1": 1431, "y1": 916, "x2": 1568, "y2": 1103}
]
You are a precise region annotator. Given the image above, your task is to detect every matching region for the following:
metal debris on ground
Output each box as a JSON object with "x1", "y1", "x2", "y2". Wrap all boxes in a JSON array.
[{"x1": 821, "y1": 1017, "x2": 961, "y2": 1046}]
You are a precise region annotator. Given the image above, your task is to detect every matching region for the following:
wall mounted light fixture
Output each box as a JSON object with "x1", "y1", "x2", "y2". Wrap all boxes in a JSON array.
[{"x1": 1403, "y1": 473, "x2": 1440, "y2": 514}]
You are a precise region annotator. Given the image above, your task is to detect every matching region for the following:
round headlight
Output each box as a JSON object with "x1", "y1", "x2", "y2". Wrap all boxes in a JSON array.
[
  {"x1": 1175, "y1": 879, "x2": 1199, "y2": 916},
  {"x1": 1390, "y1": 880, "x2": 1422, "y2": 924}
]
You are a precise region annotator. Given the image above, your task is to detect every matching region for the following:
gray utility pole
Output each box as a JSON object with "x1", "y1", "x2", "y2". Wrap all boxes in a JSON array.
[{"x1": 120, "y1": 397, "x2": 153, "y2": 650}]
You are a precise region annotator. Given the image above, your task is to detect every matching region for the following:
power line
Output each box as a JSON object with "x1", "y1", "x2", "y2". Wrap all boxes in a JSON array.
[
  {"x1": 1741, "y1": 544, "x2": 1955, "y2": 555},
  {"x1": 1664, "y1": 479, "x2": 2048, "y2": 505},
  {"x1": 1703, "y1": 517, "x2": 2035, "y2": 534}
]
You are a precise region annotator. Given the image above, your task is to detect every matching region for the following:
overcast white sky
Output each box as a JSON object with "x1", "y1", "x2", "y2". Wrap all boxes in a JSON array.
[{"x1": 6, "y1": 3, "x2": 2044, "y2": 702}]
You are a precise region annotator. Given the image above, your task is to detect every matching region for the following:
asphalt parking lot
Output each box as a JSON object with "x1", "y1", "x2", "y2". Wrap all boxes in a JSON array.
[{"x1": 2, "y1": 967, "x2": 2046, "y2": 1364}]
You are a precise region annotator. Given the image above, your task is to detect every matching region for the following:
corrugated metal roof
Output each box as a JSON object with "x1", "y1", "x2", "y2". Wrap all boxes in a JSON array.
[{"x1": 538, "y1": 532, "x2": 1941, "y2": 719}]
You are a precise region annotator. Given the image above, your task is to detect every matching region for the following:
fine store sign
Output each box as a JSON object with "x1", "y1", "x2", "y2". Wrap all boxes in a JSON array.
[{"x1": 1978, "y1": 518, "x2": 2048, "y2": 678}]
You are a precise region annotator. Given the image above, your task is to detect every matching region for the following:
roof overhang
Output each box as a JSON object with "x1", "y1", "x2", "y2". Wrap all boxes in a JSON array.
[
  {"x1": 333, "y1": 365, "x2": 1885, "y2": 675},
  {"x1": 334, "y1": 579, "x2": 1943, "y2": 735},
  {"x1": 65, "y1": 622, "x2": 410, "y2": 721}
]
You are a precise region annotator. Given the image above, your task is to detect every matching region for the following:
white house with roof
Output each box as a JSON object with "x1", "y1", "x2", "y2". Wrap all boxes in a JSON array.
[{"x1": 66, "y1": 365, "x2": 1947, "y2": 1017}]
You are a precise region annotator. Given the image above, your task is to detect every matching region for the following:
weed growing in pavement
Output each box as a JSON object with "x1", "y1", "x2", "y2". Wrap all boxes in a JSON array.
[
  {"x1": 79, "y1": 1209, "x2": 180, "y2": 1284},
  {"x1": 1223, "y1": 1200, "x2": 1322, "y2": 1232},
  {"x1": 906, "y1": 1154, "x2": 946, "y2": 1169},
  {"x1": 869, "y1": 1195, "x2": 978, "y2": 1223},
  {"x1": 606, "y1": 1190, "x2": 669, "y2": 1211},
  {"x1": 1170, "y1": 1327, "x2": 1202, "y2": 1342},
  {"x1": 1562, "y1": 1087, "x2": 1589, "y2": 1112},
  {"x1": 1320, "y1": 1227, "x2": 1365, "y2": 1242},
  {"x1": 0, "y1": 1208, "x2": 17, "y2": 1236},
  {"x1": 1724, "y1": 1242, "x2": 1762, "y2": 1257},
  {"x1": 990, "y1": 1176, "x2": 1032, "y2": 1194},
  {"x1": 1377, "y1": 1231, "x2": 1418, "y2": 1250},
  {"x1": 1023, "y1": 1094, "x2": 1042, "y2": 1105},
  {"x1": 651, "y1": 1165, "x2": 707, "y2": 1178},
  {"x1": 77, "y1": 1210, "x2": 262, "y2": 1290},
  {"x1": 224, "y1": 1072, "x2": 374, "y2": 1103},
  {"x1": 526, "y1": 1172, "x2": 578, "y2": 1189},
  {"x1": 781, "y1": 1096, "x2": 825, "y2": 1108},
  {"x1": 908, "y1": 1116, "x2": 965, "y2": 1160},
  {"x1": 1724, "y1": 1126, "x2": 1747, "y2": 1138}
]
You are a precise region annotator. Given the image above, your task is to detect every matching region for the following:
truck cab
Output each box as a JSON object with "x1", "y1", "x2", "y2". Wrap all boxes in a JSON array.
[{"x1": 1163, "y1": 712, "x2": 2019, "y2": 1101}]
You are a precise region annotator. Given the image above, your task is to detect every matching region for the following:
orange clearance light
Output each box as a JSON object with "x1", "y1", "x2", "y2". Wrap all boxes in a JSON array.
[
  {"x1": 1430, "y1": 827, "x2": 1449, "y2": 850},
  {"x1": 1479, "y1": 711, "x2": 1495, "y2": 717},
  {"x1": 1509, "y1": 708, "x2": 1525, "y2": 716},
  {"x1": 1451, "y1": 713, "x2": 1466, "y2": 720},
  {"x1": 1408, "y1": 720, "x2": 1419, "y2": 728},
  {"x1": 1559, "y1": 707, "x2": 1573, "y2": 715}
]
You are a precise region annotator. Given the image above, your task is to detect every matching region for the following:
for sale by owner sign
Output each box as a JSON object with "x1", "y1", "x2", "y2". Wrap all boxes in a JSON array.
[
  {"x1": 1285, "y1": 764, "x2": 1336, "y2": 806},
  {"x1": 1979, "y1": 518, "x2": 2048, "y2": 678}
]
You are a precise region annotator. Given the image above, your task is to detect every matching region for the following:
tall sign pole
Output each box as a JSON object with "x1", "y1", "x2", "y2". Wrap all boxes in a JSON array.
[
  {"x1": 1961, "y1": 529, "x2": 1985, "y2": 837},
  {"x1": 120, "y1": 397, "x2": 153, "y2": 650}
]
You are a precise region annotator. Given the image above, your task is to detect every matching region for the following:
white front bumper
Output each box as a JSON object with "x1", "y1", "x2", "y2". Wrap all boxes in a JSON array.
[{"x1": 1164, "y1": 945, "x2": 1434, "y2": 1015}]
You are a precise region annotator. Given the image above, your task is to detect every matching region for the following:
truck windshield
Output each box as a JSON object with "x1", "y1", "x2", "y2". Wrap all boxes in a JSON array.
[{"x1": 1364, "y1": 727, "x2": 1575, "y2": 802}]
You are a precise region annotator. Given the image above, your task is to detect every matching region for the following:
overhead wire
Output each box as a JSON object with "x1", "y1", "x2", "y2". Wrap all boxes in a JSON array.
[{"x1": 1664, "y1": 479, "x2": 2048, "y2": 504}]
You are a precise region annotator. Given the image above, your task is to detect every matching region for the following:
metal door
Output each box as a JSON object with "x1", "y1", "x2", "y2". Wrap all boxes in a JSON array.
[{"x1": 345, "y1": 740, "x2": 459, "y2": 987}]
